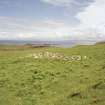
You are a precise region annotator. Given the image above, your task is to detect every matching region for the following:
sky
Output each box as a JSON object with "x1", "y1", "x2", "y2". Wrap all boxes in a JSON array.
[{"x1": 0, "y1": 0, "x2": 105, "y2": 42}]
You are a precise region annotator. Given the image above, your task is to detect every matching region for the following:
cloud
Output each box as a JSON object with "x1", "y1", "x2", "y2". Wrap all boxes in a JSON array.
[
  {"x1": 0, "y1": 0, "x2": 105, "y2": 43},
  {"x1": 0, "y1": 17, "x2": 71, "y2": 40},
  {"x1": 41, "y1": 0, "x2": 93, "y2": 7},
  {"x1": 41, "y1": 0, "x2": 73, "y2": 7},
  {"x1": 75, "y1": 0, "x2": 105, "y2": 41},
  {"x1": 40, "y1": 0, "x2": 105, "y2": 41},
  {"x1": 77, "y1": 0, "x2": 105, "y2": 28}
]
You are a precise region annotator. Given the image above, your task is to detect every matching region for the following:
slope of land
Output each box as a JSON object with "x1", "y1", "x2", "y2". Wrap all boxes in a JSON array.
[{"x1": 0, "y1": 43, "x2": 105, "y2": 105}]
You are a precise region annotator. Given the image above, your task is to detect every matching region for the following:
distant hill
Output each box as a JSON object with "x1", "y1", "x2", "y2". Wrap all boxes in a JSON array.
[
  {"x1": 0, "y1": 39, "x2": 98, "y2": 47},
  {"x1": 0, "y1": 40, "x2": 77, "y2": 47},
  {"x1": 95, "y1": 41, "x2": 105, "y2": 45}
]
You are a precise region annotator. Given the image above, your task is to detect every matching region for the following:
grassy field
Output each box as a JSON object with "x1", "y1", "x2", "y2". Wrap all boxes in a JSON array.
[{"x1": 0, "y1": 43, "x2": 105, "y2": 105}]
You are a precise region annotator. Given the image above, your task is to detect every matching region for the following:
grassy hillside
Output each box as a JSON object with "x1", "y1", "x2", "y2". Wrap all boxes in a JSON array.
[{"x1": 0, "y1": 44, "x2": 105, "y2": 105}]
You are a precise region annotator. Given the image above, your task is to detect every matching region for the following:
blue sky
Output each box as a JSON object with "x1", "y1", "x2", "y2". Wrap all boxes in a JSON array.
[{"x1": 0, "y1": 0, "x2": 105, "y2": 42}]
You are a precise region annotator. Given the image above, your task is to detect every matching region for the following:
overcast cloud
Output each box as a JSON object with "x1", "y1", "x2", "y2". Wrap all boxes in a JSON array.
[{"x1": 0, "y1": 0, "x2": 105, "y2": 42}]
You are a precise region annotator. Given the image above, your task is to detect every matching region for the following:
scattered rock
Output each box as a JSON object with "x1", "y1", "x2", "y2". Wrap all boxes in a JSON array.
[
  {"x1": 92, "y1": 81, "x2": 102, "y2": 89},
  {"x1": 102, "y1": 65, "x2": 105, "y2": 69},
  {"x1": 83, "y1": 64, "x2": 90, "y2": 67},
  {"x1": 67, "y1": 92, "x2": 81, "y2": 98},
  {"x1": 91, "y1": 98, "x2": 103, "y2": 104}
]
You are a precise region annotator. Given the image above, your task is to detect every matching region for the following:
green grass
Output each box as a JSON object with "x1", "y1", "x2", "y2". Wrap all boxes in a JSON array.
[{"x1": 0, "y1": 44, "x2": 105, "y2": 105}]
